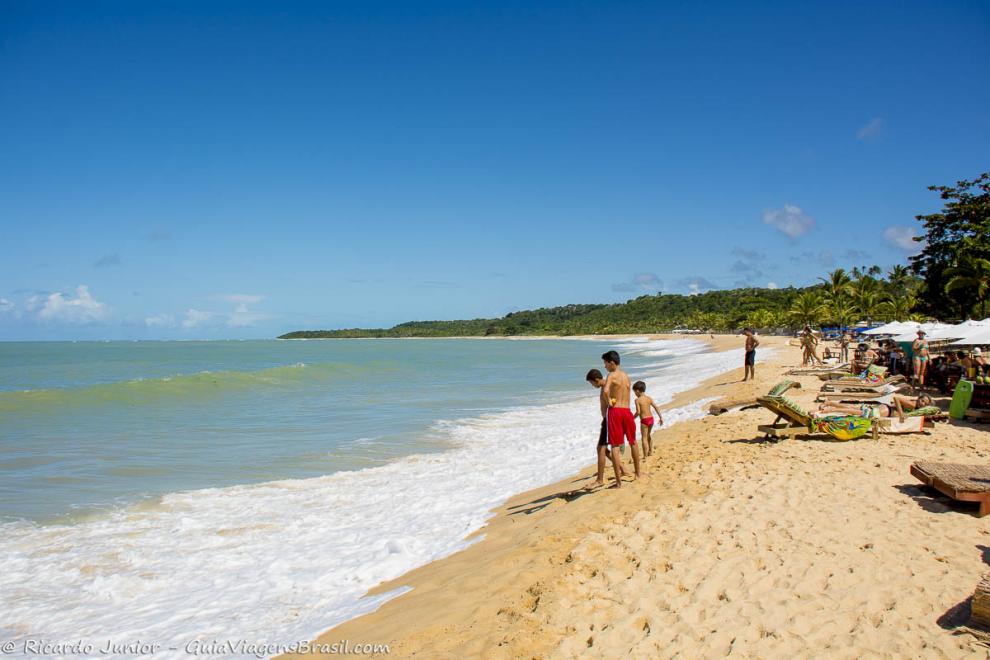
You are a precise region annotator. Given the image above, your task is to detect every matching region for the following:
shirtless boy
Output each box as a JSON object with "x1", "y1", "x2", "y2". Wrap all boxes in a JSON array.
[
  {"x1": 743, "y1": 328, "x2": 759, "y2": 382},
  {"x1": 632, "y1": 380, "x2": 664, "y2": 458},
  {"x1": 601, "y1": 350, "x2": 642, "y2": 487},
  {"x1": 585, "y1": 368, "x2": 629, "y2": 489}
]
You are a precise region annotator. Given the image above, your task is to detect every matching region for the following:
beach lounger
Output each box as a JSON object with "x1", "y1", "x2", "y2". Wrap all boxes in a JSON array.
[
  {"x1": 756, "y1": 383, "x2": 874, "y2": 441},
  {"x1": 816, "y1": 384, "x2": 909, "y2": 402},
  {"x1": 872, "y1": 405, "x2": 942, "y2": 433},
  {"x1": 910, "y1": 461, "x2": 990, "y2": 516},
  {"x1": 873, "y1": 416, "x2": 925, "y2": 434},
  {"x1": 787, "y1": 363, "x2": 850, "y2": 376},
  {"x1": 819, "y1": 375, "x2": 906, "y2": 392}
]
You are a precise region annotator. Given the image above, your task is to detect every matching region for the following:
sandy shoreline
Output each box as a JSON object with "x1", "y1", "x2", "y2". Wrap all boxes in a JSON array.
[{"x1": 289, "y1": 335, "x2": 990, "y2": 658}]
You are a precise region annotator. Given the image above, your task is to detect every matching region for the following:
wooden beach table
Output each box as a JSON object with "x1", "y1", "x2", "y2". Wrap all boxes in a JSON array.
[{"x1": 911, "y1": 462, "x2": 990, "y2": 517}]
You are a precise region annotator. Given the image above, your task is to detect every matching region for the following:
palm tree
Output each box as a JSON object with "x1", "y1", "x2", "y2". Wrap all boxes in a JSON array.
[
  {"x1": 945, "y1": 256, "x2": 990, "y2": 318},
  {"x1": 850, "y1": 275, "x2": 882, "y2": 321},
  {"x1": 877, "y1": 293, "x2": 917, "y2": 321},
  {"x1": 745, "y1": 309, "x2": 776, "y2": 330},
  {"x1": 821, "y1": 299, "x2": 855, "y2": 329},
  {"x1": 886, "y1": 265, "x2": 912, "y2": 292},
  {"x1": 819, "y1": 269, "x2": 852, "y2": 305},
  {"x1": 788, "y1": 291, "x2": 823, "y2": 327},
  {"x1": 853, "y1": 289, "x2": 880, "y2": 320}
]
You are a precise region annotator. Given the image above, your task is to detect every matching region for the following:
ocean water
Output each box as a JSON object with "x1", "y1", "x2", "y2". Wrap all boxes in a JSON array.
[{"x1": 0, "y1": 337, "x2": 743, "y2": 655}]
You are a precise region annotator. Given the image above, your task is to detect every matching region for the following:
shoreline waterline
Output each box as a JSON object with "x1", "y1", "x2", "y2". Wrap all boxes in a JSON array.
[
  {"x1": 289, "y1": 334, "x2": 770, "y2": 654},
  {"x1": 1, "y1": 334, "x2": 752, "y2": 655}
]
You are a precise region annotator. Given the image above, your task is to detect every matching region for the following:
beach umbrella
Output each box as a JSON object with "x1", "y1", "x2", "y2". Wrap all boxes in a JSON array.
[
  {"x1": 952, "y1": 327, "x2": 990, "y2": 346},
  {"x1": 928, "y1": 319, "x2": 990, "y2": 341},
  {"x1": 862, "y1": 321, "x2": 920, "y2": 336},
  {"x1": 890, "y1": 322, "x2": 953, "y2": 343}
]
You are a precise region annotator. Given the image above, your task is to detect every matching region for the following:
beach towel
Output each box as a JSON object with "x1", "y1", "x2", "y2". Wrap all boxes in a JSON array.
[
  {"x1": 877, "y1": 417, "x2": 925, "y2": 434},
  {"x1": 809, "y1": 415, "x2": 873, "y2": 441},
  {"x1": 864, "y1": 365, "x2": 887, "y2": 384}
]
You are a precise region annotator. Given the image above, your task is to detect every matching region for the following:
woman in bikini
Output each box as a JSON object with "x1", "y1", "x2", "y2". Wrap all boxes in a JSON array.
[
  {"x1": 912, "y1": 330, "x2": 930, "y2": 387},
  {"x1": 818, "y1": 393, "x2": 934, "y2": 422}
]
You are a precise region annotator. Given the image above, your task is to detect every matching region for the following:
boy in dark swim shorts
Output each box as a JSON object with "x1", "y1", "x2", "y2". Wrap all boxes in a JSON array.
[
  {"x1": 743, "y1": 328, "x2": 759, "y2": 382},
  {"x1": 586, "y1": 369, "x2": 627, "y2": 489}
]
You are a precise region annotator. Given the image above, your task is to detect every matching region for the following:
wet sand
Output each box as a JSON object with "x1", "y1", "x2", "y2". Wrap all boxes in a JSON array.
[{"x1": 289, "y1": 335, "x2": 990, "y2": 658}]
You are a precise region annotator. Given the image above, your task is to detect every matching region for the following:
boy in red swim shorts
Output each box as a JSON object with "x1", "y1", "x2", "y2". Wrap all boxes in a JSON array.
[
  {"x1": 601, "y1": 350, "x2": 642, "y2": 487},
  {"x1": 632, "y1": 380, "x2": 664, "y2": 458}
]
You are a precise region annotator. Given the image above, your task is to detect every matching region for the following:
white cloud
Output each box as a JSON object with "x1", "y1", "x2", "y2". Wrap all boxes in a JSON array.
[
  {"x1": 762, "y1": 204, "x2": 815, "y2": 240},
  {"x1": 612, "y1": 272, "x2": 663, "y2": 293},
  {"x1": 677, "y1": 276, "x2": 718, "y2": 296},
  {"x1": 31, "y1": 285, "x2": 107, "y2": 324},
  {"x1": 883, "y1": 226, "x2": 925, "y2": 254},
  {"x1": 0, "y1": 298, "x2": 13, "y2": 314},
  {"x1": 767, "y1": 282, "x2": 779, "y2": 289},
  {"x1": 182, "y1": 309, "x2": 215, "y2": 328},
  {"x1": 145, "y1": 313, "x2": 176, "y2": 328},
  {"x1": 227, "y1": 303, "x2": 268, "y2": 328},
  {"x1": 856, "y1": 117, "x2": 885, "y2": 141},
  {"x1": 218, "y1": 294, "x2": 264, "y2": 305}
]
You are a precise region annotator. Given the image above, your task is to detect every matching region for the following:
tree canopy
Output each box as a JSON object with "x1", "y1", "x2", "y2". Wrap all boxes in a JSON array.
[{"x1": 911, "y1": 172, "x2": 990, "y2": 317}]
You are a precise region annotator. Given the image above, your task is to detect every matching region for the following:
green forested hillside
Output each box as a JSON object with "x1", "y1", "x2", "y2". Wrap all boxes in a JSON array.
[{"x1": 278, "y1": 287, "x2": 805, "y2": 338}]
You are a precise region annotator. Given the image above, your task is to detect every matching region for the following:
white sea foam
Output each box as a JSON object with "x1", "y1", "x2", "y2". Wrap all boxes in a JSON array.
[{"x1": 0, "y1": 339, "x2": 749, "y2": 658}]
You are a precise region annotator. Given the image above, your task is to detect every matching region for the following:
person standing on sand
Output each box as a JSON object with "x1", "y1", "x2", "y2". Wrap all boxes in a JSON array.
[
  {"x1": 585, "y1": 369, "x2": 629, "y2": 489},
  {"x1": 800, "y1": 326, "x2": 821, "y2": 366},
  {"x1": 601, "y1": 350, "x2": 642, "y2": 487},
  {"x1": 632, "y1": 380, "x2": 663, "y2": 457},
  {"x1": 840, "y1": 331, "x2": 851, "y2": 363},
  {"x1": 742, "y1": 328, "x2": 759, "y2": 382},
  {"x1": 912, "y1": 330, "x2": 930, "y2": 388}
]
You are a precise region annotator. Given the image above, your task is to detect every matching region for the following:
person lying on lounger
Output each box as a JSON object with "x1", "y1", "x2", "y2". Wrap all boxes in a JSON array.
[{"x1": 817, "y1": 393, "x2": 934, "y2": 422}]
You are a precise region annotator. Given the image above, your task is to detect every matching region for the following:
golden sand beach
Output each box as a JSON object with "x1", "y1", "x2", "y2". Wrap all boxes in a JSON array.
[{"x1": 290, "y1": 336, "x2": 990, "y2": 658}]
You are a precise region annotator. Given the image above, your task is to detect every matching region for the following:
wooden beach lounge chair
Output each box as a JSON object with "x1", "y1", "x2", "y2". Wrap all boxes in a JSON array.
[
  {"x1": 911, "y1": 461, "x2": 990, "y2": 516},
  {"x1": 757, "y1": 382, "x2": 874, "y2": 441},
  {"x1": 816, "y1": 382, "x2": 910, "y2": 402},
  {"x1": 820, "y1": 375, "x2": 907, "y2": 392},
  {"x1": 787, "y1": 363, "x2": 850, "y2": 377},
  {"x1": 872, "y1": 405, "x2": 942, "y2": 434}
]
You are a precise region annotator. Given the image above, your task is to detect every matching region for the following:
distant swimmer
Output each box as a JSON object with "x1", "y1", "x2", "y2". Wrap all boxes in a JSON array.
[
  {"x1": 585, "y1": 369, "x2": 629, "y2": 490},
  {"x1": 632, "y1": 380, "x2": 664, "y2": 458},
  {"x1": 601, "y1": 350, "x2": 642, "y2": 487},
  {"x1": 742, "y1": 328, "x2": 759, "y2": 382}
]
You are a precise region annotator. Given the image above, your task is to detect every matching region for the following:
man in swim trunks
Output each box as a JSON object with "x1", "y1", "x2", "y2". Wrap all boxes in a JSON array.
[
  {"x1": 585, "y1": 368, "x2": 628, "y2": 489},
  {"x1": 743, "y1": 328, "x2": 759, "y2": 382},
  {"x1": 601, "y1": 350, "x2": 642, "y2": 487}
]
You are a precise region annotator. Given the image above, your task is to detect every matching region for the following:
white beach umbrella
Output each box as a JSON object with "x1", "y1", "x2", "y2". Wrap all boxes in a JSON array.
[
  {"x1": 890, "y1": 322, "x2": 953, "y2": 343},
  {"x1": 929, "y1": 319, "x2": 990, "y2": 341},
  {"x1": 862, "y1": 321, "x2": 919, "y2": 336},
  {"x1": 952, "y1": 326, "x2": 990, "y2": 346}
]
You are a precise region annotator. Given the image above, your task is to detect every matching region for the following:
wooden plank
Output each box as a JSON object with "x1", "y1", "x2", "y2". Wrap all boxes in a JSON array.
[{"x1": 970, "y1": 572, "x2": 990, "y2": 629}]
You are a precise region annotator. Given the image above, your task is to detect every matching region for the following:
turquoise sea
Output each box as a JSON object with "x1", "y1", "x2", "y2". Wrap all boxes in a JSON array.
[{"x1": 0, "y1": 337, "x2": 742, "y2": 655}]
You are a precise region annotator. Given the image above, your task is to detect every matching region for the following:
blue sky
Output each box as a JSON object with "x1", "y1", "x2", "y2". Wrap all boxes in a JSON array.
[{"x1": 1, "y1": 0, "x2": 988, "y2": 340}]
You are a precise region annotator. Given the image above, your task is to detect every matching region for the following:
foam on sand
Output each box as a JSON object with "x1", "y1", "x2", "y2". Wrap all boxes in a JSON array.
[{"x1": 0, "y1": 339, "x2": 744, "y2": 656}]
